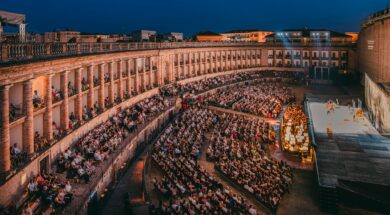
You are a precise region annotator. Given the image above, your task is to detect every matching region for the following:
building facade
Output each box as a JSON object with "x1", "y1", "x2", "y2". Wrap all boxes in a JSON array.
[
  {"x1": 44, "y1": 31, "x2": 81, "y2": 43},
  {"x1": 131, "y1": 30, "x2": 157, "y2": 42},
  {"x1": 221, "y1": 30, "x2": 273, "y2": 43},
  {"x1": 359, "y1": 8, "x2": 390, "y2": 132},
  {"x1": 163, "y1": 32, "x2": 184, "y2": 41},
  {"x1": 264, "y1": 29, "x2": 356, "y2": 83}
]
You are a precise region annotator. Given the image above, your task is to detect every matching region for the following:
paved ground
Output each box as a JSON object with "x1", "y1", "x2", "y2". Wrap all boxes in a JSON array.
[
  {"x1": 101, "y1": 146, "x2": 149, "y2": 215},
  {"x1": 277, "y1": 169, "x2": 325, "y2": 215}
]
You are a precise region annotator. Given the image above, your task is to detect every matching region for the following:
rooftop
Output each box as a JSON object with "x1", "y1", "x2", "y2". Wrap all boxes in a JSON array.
[
  {"x1": 266, "y1": 28, "x2": 351, "y2": 38},
  {"x1": 223, "y1": 29, "x2": 272, "y2": 33}
]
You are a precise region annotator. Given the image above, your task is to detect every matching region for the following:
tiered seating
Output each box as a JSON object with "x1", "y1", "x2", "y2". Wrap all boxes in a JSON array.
[
  {"x1": 206, "y1": 81, "x2": 294, "y2": 118},
  {"x1": 160, "y1": 70, "x2": 300, "y2": 97},
  {"x1": 152, "y1": 108, "x2": 258, "y2": 214},
  {"x1": 57, "y1": 95, "x2": 171, "y2": 184},
  {"x1": 207, "y1": 112, "x2": 293, "y2": 211}
]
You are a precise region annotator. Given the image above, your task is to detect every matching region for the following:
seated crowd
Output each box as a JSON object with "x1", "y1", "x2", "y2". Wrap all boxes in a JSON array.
[
  {"x1": 207, "y1": 112, "x2": 293, "y2": 211},
  {"x1": 56, "y1": 94, "x2": 171, "y2": 184},
  {"x1": 32, "y1": 90, "x2": 44, "y2": 109},
  {"x1": 152, "y1": 108, "x2": 258, "y2": 214},
  {"x1": 206, "y1": 81, "x2": 294, "y2": 118},
  {"x1": 13, "y1": 93, "x2": 170, "y2": 212},
  {"x1": 25, "y1": 173, "x2": 73, "y2": 212},
  {"x1": 9, "y1": 103, "x2": 21, "y2": 122},
  {"x1": 10, "y1": 143, "x2": 29, "y2": 171},
  {"x1": 52, "y1": 86, "x2": 64, "y2": 103},
  {"x1": 34, "y1": 132, "x2": 49, "y2": 153},
  {"x1": 160, "y1": 70, "x2": 300, "y2": 98}
]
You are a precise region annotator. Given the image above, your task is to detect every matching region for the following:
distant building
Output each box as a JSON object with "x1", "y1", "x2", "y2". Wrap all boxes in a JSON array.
[
  {"x1": 345, "y1": 32, "x2": 358, "y2": 43},
  {"x1": 266, "y1": 28, "x2": 353, "y2": 45},
  {"x1": 0, "y1": 10, "x2": 26, "y2": 42},
  {"x1": 44, "y1": 30, "x2": 80, "y2": 43},
  {"x1": 163, "y1": 32, "x2": 184, "y2": 41},
  {"x1": 1, "y1": 32, "x2": 43, "y2": 43},
  {"x1": 221, "y1": 30, "x2": 273, "y2": 43},
  {"x1": 195, "y1": 31, "x2": 223, "y2": 41},
  {"x1": 131, "y1": 30, "x2": 157, "y2": 42},
  {"x1": 79, "y1": 34, "x2": 99, "y2": 43}
]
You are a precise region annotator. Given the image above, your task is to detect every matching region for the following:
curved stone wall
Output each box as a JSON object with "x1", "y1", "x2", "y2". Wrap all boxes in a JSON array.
[
  {"x1": 358, "y1": 10, "x2": 390, "y2": 83},
  {"x1": 0, "y1": 43, "x2": 307, "y2": 208}
]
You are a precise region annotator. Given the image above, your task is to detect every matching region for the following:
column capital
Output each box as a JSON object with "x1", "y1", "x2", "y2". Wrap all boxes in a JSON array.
[
  {"x1": 87, "y1": 64, "x2": 95, "y2": 69},
  {"x1": 0, "y1": 84, "x2": 13, "y2": 91},
  {"x1": 75, "y1": 67, "x2": 83, "y2": 72},
  {"x1": 61, "y1": 69, "x2": 70, "y2": 75}
]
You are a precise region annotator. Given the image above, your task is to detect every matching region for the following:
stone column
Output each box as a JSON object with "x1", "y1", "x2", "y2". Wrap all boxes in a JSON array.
[
  {"x1": 149, "y1": 57, "x2": 153, "y2": 88},
  {"x1": 23, "y1": 80, "x2": 34, "y2": 156},
  {"x1": 230, "y1": 50, "x2": 234, "y2": 70},
  {"x1": 221, "y1": 51, "x2": 224, "y2": 71},
  {"x1": 156, "y1": 56, "x2": 161, "y2": 86},
  {"x1": 199, "y1": 52, "x2": 202, "y2": 75},
  {"x1": 206, "y1": 52, "x2": 209, "y2": 74},
  {"x1": 168, "y1": 55, "x2": 173, "y2": 82},
  {"x1": 240, "y1": 50, "x2": 244, "y2": 68},
  {"x1": 75, "y1": 68, "x2": 83, "y2": 121},
  {"x1": 219, "y1": 51, "x2": 222, "y2": 72},
  {"x1": 87, "y1": 65, "x2": 94, "y2": 109},
  {"x1": 126, "y1": 59, "x2": 132, "y2": 95},
  {"x1": 188, "y1": 53, "x2": 192, "y2": 77},
  {"x1": 98, "y1": 63, "x2": 105, "y2": 110},
  {"x1": 254, "y1": 50, "x2": 258, "y2": 66},
  {"x1": 117, "y1": 60, "x2": 123, "y2": 99},
  {"x1": 224, "y1": 51, "x2": 227, "y2": 71},
  {"x1": 211, "y1": 52, "x2": 213, "y2": 73},
  {"x1": 214, "y1": 52, "x2": 217, "y2": 73},
  {"x1": 0, "y1": 84, "x2": 11, "y2": 176},
  {"x1": 170, "y1": 55, "x2": 174, "y2": 82},
  {"x1": 183, "y1": 54, "x2": 187, "y2": 78},
  {"x1": 247, "y1": 50, "x2": 251, "y2": 67},
  {"x1": 60, "y1": 71, "x2": 69, "y2": 132},
  {"x1": 203, "y1": 52, "x2": 205, "y2": 74},
  {"x1": 177, "y1": 54, "x2": 181, "y2": 80},
  {"x1": 108, "y1": 62, "x2": 114, "y2": 104},
  {"x1": 134, "y1": 58, "x2": 140, "y2": 93},
  {"x1": 248, "y1": 50, "x2": 253, "y2": 67},
  {"x1": 207, "y1": 52, "x2": 211, "y2": 73},
  {"x1": 43, "y1": 74, "x2": 53, "y2": 141},
  {"x1": 142, "y1": 58, "x2": 147, "y2": 91}
]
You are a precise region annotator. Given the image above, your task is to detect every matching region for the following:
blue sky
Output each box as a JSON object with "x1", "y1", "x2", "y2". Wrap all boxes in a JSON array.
[{"x1": 1, "y1": 0, "x2": 388, "y2": 36}]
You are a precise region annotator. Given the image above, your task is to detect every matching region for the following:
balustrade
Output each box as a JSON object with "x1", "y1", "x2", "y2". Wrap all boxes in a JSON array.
[{"x1": 0, "y1": 42, "x2": 259, "y2": 63}]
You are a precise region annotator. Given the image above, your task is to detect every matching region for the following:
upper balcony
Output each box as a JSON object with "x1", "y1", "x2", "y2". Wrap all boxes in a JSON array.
[{"x1": 0, "y1": 42, "x2": 260, "y2": 65}]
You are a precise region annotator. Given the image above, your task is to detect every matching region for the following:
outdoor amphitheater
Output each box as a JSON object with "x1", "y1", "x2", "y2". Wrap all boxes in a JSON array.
[{"x1": 0, "y1": 5, "x2": 390, "y2": 215}]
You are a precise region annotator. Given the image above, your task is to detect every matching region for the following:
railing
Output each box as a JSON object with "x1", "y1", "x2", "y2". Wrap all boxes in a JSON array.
[{"x1": 0, "y1": 42, "x2": 260, "y2": 64}]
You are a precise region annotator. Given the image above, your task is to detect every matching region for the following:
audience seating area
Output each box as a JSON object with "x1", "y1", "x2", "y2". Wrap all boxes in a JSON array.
[
  {"x1": 19, "y1": 94, "x2": 171, "y2": 212},
  {"x1": 207, "y1": 112, "x2": 293, "y2": 211},
  {"x1": 206, "y1": 81, "x2": 295, "y2": 118},
  {"x1": 159, "y1": 70, "x2": 300, "y2": 98},
  {"x1": 152, "y1": 108, "x2": 259, "y2": 214},
  {"x1": 4, "y1": 70, "x2": 305, "y2": 214}
]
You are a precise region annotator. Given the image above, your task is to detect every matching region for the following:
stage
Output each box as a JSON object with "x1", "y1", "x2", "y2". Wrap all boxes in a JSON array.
[{"x1": 306, "y1": 96, "x2": 390, "y2": 211}]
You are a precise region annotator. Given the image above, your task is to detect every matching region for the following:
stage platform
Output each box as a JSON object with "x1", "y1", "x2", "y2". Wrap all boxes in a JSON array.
[{"x1": 306, "y1": 95, "x2": 390, "y2": 211}]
